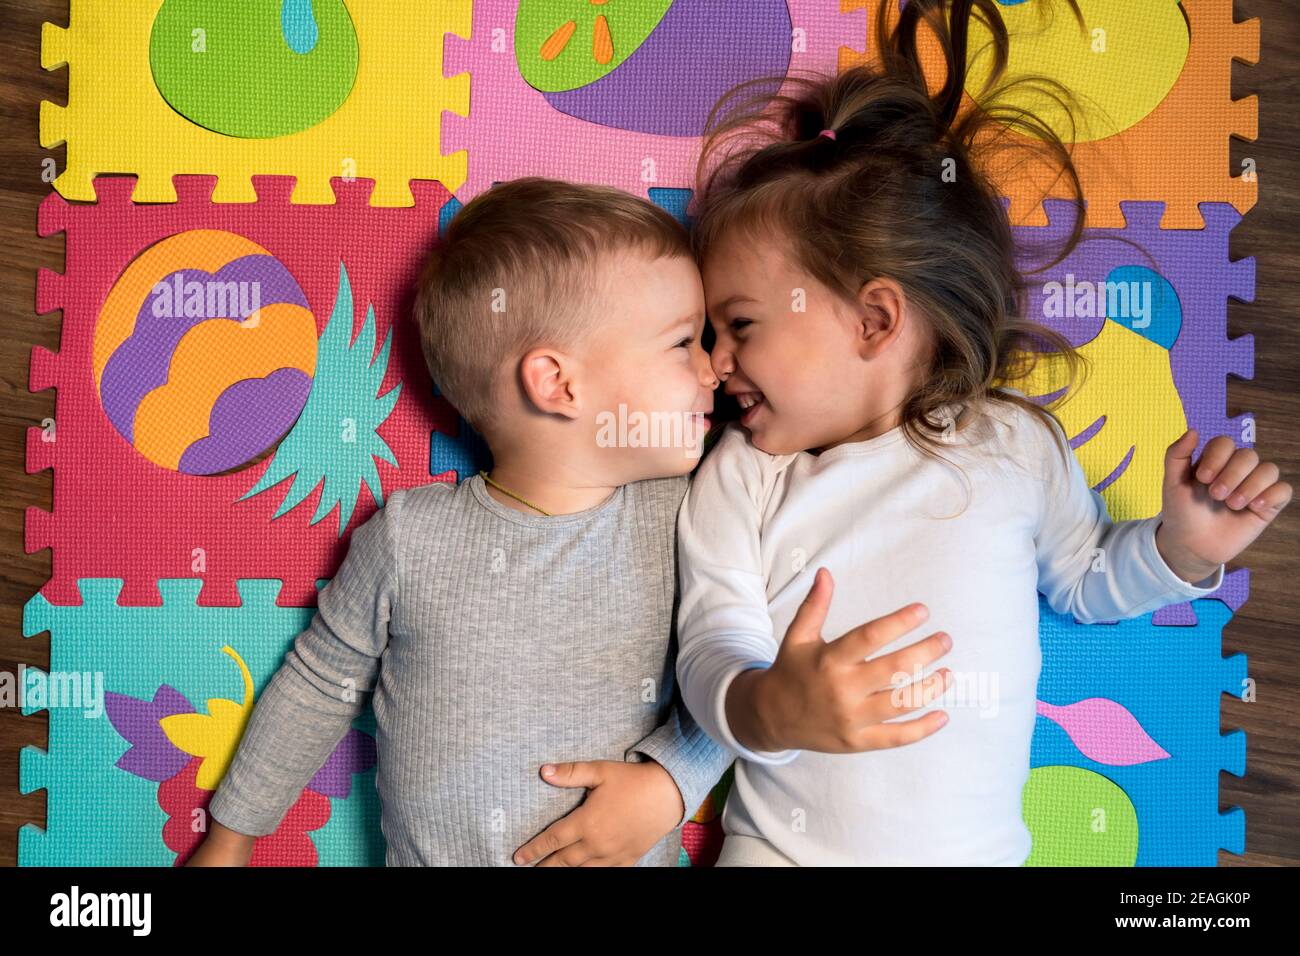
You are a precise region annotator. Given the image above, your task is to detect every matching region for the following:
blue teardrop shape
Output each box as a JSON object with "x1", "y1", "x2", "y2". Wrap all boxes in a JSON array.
[
  {"x1": 1103, "y1": 265, "x2": 1181, "y2": 351},
  {"x1": 281, "y1": 0, "x2": 319, "y2": 55}
]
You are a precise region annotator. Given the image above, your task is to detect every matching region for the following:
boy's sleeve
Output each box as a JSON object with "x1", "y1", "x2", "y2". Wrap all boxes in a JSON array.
[
  {"x1": 674, "y1": 425, "x2": 801, "y2": 768},
  {"x1": 1031, "y1": 415, "x2": 1224, "y2": 623},
  {"x1": 207, "y1": 489, "x2": 406, "y2": 837},
  {"x1": 626, "y1": 679, "x2": 736, "y2": 829}
]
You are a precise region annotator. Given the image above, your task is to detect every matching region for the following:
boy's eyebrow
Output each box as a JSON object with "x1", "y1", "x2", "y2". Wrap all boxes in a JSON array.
[{"x1": 660, "y1": 312, "x2": 703, "y2": 334}]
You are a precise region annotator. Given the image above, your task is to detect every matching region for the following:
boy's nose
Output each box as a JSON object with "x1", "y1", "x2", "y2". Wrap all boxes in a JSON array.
[{"x1": 694, "y1": 343, "x2": 720, "y2": 389}]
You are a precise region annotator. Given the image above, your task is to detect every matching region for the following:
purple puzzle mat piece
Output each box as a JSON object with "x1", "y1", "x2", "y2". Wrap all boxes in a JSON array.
[{"x1": 1015, "y1": 201, "x2": 1254, "y2": 462}]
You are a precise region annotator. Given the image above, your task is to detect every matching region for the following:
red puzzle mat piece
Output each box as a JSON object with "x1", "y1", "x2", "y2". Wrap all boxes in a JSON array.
[{"x1": 30, "y1": 176, "x2": 457, "y2": 607}]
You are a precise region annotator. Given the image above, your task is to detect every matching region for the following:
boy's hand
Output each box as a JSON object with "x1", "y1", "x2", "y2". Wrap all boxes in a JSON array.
[
  {"x1": 183, "y1": 821, "x2": 256, "y2": 866},
  {"x1": 1155, "y1": 430, "x2": 1291, "y2": 584},
  {"x1": 728, "y1": 566, "x2": 953, "y2": 755},
  {"x1": 512, "y1": 760, "x2": 684, "y2": 867}
]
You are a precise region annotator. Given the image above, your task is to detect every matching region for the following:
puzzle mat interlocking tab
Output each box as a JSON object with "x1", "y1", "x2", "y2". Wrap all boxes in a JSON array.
[{"x1": 23, "y1": 0, "x2": 1257, "y2": 866}]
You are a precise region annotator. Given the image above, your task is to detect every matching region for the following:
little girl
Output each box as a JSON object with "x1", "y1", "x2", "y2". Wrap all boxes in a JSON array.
[{"x1": 675, "y1": 0, "x2": 1290, "y2": 866}]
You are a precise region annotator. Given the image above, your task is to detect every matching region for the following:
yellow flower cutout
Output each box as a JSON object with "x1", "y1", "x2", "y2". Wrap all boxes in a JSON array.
[{"x1": 160, "y1": 645, "x2": 256, "y2": 791}]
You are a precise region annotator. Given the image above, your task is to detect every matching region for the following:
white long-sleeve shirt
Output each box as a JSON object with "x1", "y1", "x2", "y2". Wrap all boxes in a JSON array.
[{"x1": 676, "y1": 397, "x2": 1224, "y2": 865}]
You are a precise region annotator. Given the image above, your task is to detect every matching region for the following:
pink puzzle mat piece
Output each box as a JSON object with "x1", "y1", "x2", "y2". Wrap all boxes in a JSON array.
[
  {"x1": 30, "y1": 175, "x2": 458, "y2": 608},
  {"x1": 443, "y1": 0, "x2": 868, "y2": 205}
]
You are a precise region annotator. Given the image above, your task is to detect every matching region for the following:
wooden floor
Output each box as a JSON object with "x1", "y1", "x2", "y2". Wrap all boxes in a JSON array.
[{"x1": 0, "y1": 1, "x2": 1296, "y2": 866}]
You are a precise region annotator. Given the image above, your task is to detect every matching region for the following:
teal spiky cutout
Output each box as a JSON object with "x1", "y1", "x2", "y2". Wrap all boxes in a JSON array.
[{"x1": 240, "y1": 263, "x2": 401, "y2": 534}]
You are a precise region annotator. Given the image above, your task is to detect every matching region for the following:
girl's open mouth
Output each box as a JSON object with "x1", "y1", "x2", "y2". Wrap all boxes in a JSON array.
[{"x1": 736, "y1": 391, "x2": 765, "y2": 424}]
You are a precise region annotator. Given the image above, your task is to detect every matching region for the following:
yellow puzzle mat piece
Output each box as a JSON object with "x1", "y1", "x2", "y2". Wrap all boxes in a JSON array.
[{"x1": 41, "y1": 0, "x2": 471, "y2": 205}]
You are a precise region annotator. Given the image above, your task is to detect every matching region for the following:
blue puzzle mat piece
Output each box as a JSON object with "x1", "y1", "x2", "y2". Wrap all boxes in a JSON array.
[{"x1": 1031, "y1": 595, "x2": 1246, "y2": 865}]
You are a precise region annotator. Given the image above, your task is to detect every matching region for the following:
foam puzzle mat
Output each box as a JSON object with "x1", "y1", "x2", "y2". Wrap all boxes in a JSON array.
[{"x1": 20, "y1": 0, "x2": 1258, "y2": 866}]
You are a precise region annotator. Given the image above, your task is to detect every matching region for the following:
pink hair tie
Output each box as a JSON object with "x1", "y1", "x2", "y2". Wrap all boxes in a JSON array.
[{"x1": 818, "y1": 128, "x2": 837, "y2": 140}]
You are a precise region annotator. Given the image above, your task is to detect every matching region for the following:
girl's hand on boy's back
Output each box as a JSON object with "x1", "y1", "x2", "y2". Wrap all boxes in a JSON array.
[
  {"x1": 728, "y1": 567, "x2": 953, "y2": 755},
  {"x1": 1155, "y1": 430, "x2": 1291, "y2": 584},
  {"x1": 512, "y1": 760, "x2": 684, "y2": 866}
]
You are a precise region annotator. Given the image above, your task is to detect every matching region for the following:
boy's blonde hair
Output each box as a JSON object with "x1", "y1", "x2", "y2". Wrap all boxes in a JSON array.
[{"x1": 413, "y1": 177, "x2": 692, "y2": 435}]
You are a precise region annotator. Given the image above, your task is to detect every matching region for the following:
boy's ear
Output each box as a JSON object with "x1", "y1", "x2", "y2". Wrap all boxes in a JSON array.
[
  {"x1": 854, "y1": 278, "x2": 907, "y2": 360},
  {"x1": 518, "y1": 346, "x2": 582, "y2": 420}
]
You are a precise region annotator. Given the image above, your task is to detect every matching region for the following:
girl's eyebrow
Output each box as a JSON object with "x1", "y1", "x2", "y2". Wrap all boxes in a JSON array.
[{"x1": 707, "y1": 294, "x2": 757, "y2": 314}]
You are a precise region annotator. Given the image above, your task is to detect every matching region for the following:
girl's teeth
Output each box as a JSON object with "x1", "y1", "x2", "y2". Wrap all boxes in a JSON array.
[{"x1": 737, "y1": 392, "x2": 764, "y2": 410}]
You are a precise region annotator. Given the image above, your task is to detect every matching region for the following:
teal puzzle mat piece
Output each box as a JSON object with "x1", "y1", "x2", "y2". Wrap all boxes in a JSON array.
[{"x1": 20, "y1": 578, "x2": 385, "y2": 866}]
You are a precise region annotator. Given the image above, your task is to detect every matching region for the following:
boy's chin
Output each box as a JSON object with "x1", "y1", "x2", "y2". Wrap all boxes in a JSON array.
[{"x1": 625, "y1": 449, "x2": 706, "y2": 481}]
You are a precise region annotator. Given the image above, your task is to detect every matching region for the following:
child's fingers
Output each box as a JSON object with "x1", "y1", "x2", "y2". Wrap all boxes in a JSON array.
[
  {"x1": 783, "y1": 566, "x2": 834, "y2": 648},
  {"x1": 864, "y1": 667, "x2": 952, "y2": 724},
  {"x1": 1203, "y1": 448, "x2": 1259, "y2": 501},
  {"x1": 854, "y1": 708, "x2": 950, "y2": 751},
  {"x1": 535, "y1": 842, "x2": 595, "y2": 867},
  {"x1": 857, "y1": 629, "x2": 951, "y2": 691},
  {"x1": 829, "y1": 602, "x2": 930, "y2": 667},
  {"x1": 1246, "y1": 480, "x2": 1293, "y2": 522},
  {"x1": 1225, "y1": 462, "x2": 1279, "y2": 510},
  {"x1": 1191, "y1": 435, "x2": 1240, "y2": 486},
  {"x1": 513, "y1": 816, "x2": 585, "y2": 866},
  {"x1": 539, "y1": 760, "x2": 605, "y2": 790},
  {"x1": 1162, "y1": 428, "x2": 1198, "y2": 488}
]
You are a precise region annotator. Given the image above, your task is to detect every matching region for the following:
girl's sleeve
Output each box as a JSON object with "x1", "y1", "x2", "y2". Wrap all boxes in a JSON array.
[
  {"x1": 1031, "y1": 414, "x2": 1224, "y2": 623},
  {"x1": 207, "y1": 489, "x2": 405, "y2": 837},
  {"x1": 675, "y1": 425, "x2": 800, "y2": 766}
]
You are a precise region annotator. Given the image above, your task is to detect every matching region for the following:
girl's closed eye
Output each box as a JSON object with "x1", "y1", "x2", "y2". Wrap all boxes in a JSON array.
[
  {"x1": 730, "y1": 318, "x2": 752, "y2": 332},
  {"x1": 675, "y1": 336, "x2": 695, "y2": 349}
]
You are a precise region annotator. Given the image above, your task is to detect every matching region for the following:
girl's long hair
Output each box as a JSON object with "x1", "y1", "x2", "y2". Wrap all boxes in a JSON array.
[{"x1": 692, "y1": 0, "x2": 1090, "y2": 469}]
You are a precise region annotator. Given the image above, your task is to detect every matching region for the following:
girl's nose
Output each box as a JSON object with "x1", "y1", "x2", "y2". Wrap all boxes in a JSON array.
[{"x1": 709, "y1": 346, "x2": 733, "y2": 383}]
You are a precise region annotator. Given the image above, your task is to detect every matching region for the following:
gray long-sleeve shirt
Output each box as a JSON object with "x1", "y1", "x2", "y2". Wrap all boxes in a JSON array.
[{"x1": 207, "y1": 472, "x2": 733, "y2": 866}]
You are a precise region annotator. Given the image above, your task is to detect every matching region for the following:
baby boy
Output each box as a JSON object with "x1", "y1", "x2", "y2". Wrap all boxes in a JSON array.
[{"x1": 188, "y1": 177, "x2": 732, "y2": 866}]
